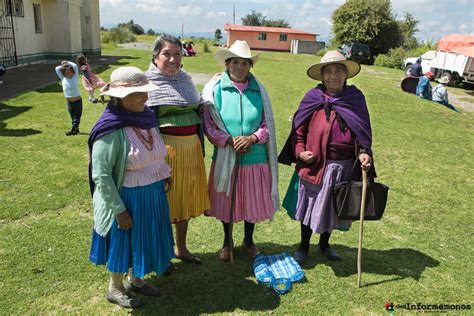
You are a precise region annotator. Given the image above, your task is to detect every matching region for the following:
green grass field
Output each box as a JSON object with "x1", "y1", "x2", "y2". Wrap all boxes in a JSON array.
[{"x1": 0, "y1": 40, "x2": 473, "y2": 314}]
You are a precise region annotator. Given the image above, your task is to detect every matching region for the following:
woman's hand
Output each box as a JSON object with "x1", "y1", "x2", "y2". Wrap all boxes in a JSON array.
[
  {"x1": 233, "y1": 135, "x2": 257, "y2": 154},
  {"x1": 358, "y1": 153, "x2": 372, "y2": 171},
  {"x1": 116, "y1": 211, "x2": 132, "y2": 230},
  {"x1": 165, "y1": 177, "x2": 172, "y2": 192},
  {"x1": 298, "y1": 151, "x2": 315, "y2": 164}
]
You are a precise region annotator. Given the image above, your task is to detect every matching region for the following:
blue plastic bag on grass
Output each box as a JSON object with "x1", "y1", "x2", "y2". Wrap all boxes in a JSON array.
[{"x1": 253, "y1": 252, "x2": 304, "y2": 295}]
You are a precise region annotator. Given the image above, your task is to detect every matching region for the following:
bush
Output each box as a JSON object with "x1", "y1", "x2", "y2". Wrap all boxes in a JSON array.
[
  {"x1": 374, "y1": 47, "x2": 407, "y2": 69},
  {"x1": 101, "y1": 32, "x2": 110, "y2": 44},
  {"x1": 107, "y1": 27, "x2": 136, "y2": 44},
  {"x1": 203, "y1": 42, "x2": 211, "y2": 53},
  {"x1": 316, "y1": 48, "x2": 328, "y2": 57}
]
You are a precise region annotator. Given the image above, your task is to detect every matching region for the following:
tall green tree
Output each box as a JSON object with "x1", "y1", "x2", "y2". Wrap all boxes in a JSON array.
[
  {"x1": 241, "y1": 10, "x2": 290, "y2": 28},
  {"x1": 398, "y1": 12, "x2": 419, "y2": 50},
  {"x1": 214, "y1": 28, "x2": 223, "y2": 42},
  {"x1": 332, "y1": 0, "x2": 402, "y2": 55},
  {"x1": 241, "y1": 10, "x2": 266, "y2": 26}
]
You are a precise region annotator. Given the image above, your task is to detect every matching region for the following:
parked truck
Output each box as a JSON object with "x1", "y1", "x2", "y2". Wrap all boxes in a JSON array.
[{"x1": 430, "y1": 34, "x2": 474, "y2": 87}]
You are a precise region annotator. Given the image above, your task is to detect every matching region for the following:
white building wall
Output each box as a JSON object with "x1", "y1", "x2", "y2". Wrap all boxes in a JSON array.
[
  {"x1": 12, "y1": 0, "x2": 48, "y2": 58},
  {"x1": 80, "y1": 0, "x2": 101, "y2": 53},
  {"x1": 3, "y1": 0, "x2": 100, "y2": 65}
]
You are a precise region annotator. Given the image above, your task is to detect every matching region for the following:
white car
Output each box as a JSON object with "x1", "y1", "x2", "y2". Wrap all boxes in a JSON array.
[{"x1": 404, "y1": 50, "x2": 436, "y2": 76}]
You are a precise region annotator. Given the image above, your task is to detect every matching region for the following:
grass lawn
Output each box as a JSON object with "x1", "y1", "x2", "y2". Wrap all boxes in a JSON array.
[{"x1": 0, "y1": 40, "x2": 473, "y2": 314}]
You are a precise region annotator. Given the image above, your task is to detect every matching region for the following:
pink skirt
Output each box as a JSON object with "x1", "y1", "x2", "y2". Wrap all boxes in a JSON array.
[
  {"x1": 207, "y1": 161, "x2": 276, "y2": 223},
  {"x1": 82, "y1": 72, "x2": 106, "y2": 92}
]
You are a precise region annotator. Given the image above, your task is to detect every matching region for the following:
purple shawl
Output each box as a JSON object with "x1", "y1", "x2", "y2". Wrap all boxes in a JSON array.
[
  {"x1": 87, "y1": 102, "x2": 157, "y2": 195},
  {"x1": 278, "y1": 84, "x2": 372, "y2": 165}
]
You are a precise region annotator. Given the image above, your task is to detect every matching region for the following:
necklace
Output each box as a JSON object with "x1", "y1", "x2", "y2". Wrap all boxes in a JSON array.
[{"x1": 133, "y1": 127, "x2": 154, "y2": 151}]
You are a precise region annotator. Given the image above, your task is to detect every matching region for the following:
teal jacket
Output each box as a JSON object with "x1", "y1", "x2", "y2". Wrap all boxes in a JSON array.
[
  {"x1": 91, "y1": 129, "x2": 130, "y2": 236},
  {"x1": 211, "y1": 71, "x2": 268, "y2": 165}
]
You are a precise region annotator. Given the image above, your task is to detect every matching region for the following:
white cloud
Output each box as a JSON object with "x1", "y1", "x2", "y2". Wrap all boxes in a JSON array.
[
  {"x1": 302, "y1": 0, "x2": 315, "y2": 11},
  {"x1": 205, "y1": 10, "x2": 227, "y2": 19},
  {"x1": 135, "y1": 4, "x2": 173, "y2": 15},
  {"x1": 177, "y1": 5, "x2": 203, "y2": 16},
  {"x1": 99, "y1": 0, "x2": 124, "y2": 7}
]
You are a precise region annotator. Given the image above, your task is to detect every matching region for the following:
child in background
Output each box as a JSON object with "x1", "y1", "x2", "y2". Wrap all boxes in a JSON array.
[
  {"x1": 77, "y1": 54, "x2": 106, "y2": 103},
  {"x1": 55, "y1": 60, "x2": 82, "y2": 136}
]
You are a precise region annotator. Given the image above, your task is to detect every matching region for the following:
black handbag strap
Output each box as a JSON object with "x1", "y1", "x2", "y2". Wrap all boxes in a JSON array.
[{"x1": 348, "y1": 158, "x2": 375, "y2": 185}]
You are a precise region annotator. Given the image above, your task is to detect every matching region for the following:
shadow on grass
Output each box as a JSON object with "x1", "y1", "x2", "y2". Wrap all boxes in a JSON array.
[
  {"x1": 300, "y1": 244, "x2": 439, "y2": 286},
  {"x1": 0, "y1": 103, "x2": 41, "y2": 137},
  {"x1": 127, "y1": 243, "x2": 438, "y2": 313},
  {"x1": 132, "y1": 249, "x2": 282, "y2": 315},
  {"x1": 37, "y1": 83, "x2": 63, "y2": 93}
]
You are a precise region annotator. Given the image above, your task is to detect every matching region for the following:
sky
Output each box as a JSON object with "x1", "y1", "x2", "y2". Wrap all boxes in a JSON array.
[{"x1": 100, "y1": 0, "x2": 474, "y2": 43}]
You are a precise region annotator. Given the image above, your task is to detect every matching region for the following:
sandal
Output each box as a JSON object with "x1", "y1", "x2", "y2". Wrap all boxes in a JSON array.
[
  {"x1": 175, "y1": 253, "x2": 203, "y2": 265},
  {"x1": 218, "y1": 247, "x2": 231, "y2": 262},
  {"x1": 242, "y1": 241, "x2": 260, "y2": 259}
]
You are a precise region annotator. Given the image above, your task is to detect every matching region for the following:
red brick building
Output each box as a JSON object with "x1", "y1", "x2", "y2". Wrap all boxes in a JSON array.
[{"x1": 224, "y1": 24, "x2": 318, "y2": 52}]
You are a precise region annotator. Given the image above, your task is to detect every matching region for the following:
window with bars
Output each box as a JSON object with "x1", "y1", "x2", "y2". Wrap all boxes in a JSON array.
[
  {"x1": 33, "y1": 4, "x2": 42, "y2": 33},
  {"x1": 5, "y1": 0, "x2": 24, "y2": 17},
  {"x1": 258, "y1": 32, "x2": 267, "y2": 41},
  {"x1": 279, "y1": 34, "x2": 288, "y2": 41}
]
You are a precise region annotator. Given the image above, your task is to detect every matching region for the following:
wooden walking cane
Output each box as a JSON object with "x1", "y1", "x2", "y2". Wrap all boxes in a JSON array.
[
  {"x1": 228, "y1": 153, "x2": 240, "y2": 263},
  {"x1": 357, "y1": 168, "x2": 368, "y2": 287}
]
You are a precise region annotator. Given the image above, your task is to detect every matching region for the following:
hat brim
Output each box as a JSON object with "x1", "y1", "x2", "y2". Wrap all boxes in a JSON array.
[
  {"x1": 307, "y1": 59, "x2": 361, "y2": 81},
  {"x1": 437, "y1": 78, "x2": 449, "y2": 84},
  {"x1": 215, "y1": 49, "x2": 260, "y2": 67},
  {"x1": 100, "y1": 83, "x2": 158, "y2": 98}
]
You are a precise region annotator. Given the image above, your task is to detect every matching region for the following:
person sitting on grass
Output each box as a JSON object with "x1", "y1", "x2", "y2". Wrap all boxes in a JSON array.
[
  {"x1": 88, "y1": 67, "x2": 174, "y2": 309},
  {"x1": 415, "y1": 71, "x2": 433, "y2": 100},
  {"x1": 432, "y1": 75, "x2": 461, "y2": 113},
  {"x1": 54, "y1": 60, "x2": 82, "y2": 136},
  {"x1": 186, "y1": 43, "x2": 196, "y2": 57},
  {"x1": 409, "y1": 58, "x2": 423, "y2": 77}
]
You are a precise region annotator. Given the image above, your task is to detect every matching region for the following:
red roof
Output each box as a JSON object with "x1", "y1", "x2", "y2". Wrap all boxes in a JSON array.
[
  {"x1": 224, "y1": 24, "x2": 318, "y2": 36},
  {"x1": 437, "y1": 34, "x2": 474, "y2": 57}
]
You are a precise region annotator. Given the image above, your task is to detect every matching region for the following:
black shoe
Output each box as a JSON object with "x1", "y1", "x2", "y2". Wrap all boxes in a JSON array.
[
  {"x1": 106, "y1": 288, "x2": 142, "y2": 308},
  {"x1": 293, "y1": 250, "x2": 308, "y2": 265},
  {"x1": 73, "y1": 127, "x2": 79, "y2": 135},
  {"x1": 123, "y1": 279, "x2": 160, "y2": 296},
  {"x1": 65, "y1": 129, "x2": 75, "y2": 136},
  {"x1": 318, "y1": 245, "x2": 341, "y2": 261}
]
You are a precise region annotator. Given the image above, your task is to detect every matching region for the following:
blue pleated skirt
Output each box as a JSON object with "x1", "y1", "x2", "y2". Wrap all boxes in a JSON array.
[{"x1": 89, "y1": 180, "x2": 175, "y2": 278}]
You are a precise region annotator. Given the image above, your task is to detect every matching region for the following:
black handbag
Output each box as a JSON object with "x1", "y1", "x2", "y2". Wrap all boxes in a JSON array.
[{"x1": 334, "y1": 160, "x2": 389, "y2": 221}]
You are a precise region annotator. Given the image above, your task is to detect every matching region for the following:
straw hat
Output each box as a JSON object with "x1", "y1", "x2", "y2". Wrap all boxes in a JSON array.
[
  {"x1": 100, "y1": 67, "x2": 158, "y2": 98},
  {"x1": 215, "y1": 40, "x2": 260, "y2": 67},
  {"x1": 307, "y1": 50, "x2": 361, "y2": 81},
  {"x1": 437, "y1": 75, "x2": 449, "y2": 84}
]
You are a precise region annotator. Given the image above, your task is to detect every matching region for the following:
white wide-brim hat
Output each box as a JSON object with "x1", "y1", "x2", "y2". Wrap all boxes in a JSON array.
[
  {"x1": 215, "y1": 40, "x2": 260, "y2": 67},
  {"x1": 100, "y1": 66, "x2": 158, "y2": 98},
  {"x1": 437, "y1": 75, "x2": 449, "y2": 84},
  {"x1": 307, "y1": 50, "x2": 361, "y2": 81}
]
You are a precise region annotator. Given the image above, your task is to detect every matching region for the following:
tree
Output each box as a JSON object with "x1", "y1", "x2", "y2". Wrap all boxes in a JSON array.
[
  {"x1": 118, "y1": 20, "x2": 145, "y2": 35},
  {"x1": 146, "y1": 29, "x2": 156, "y2": 36},
  {"x1": 264, "y1": 19, "x2": 290, "y2": 28},
  {"x1": 214, "y1": 28, "x2": 223, "y2": 42},
  {"x1": 398, "y1": 12, "x2": 419, "y2": 50},
  {"x1": 332, "y1": 0, "x2": 402, "y2": 55},
  {"x1": 242, "y1": 10, "x2": 266, "y2": 26},
  {"x1": 241, "y1": 10, "x2": 291, "y2": 28}
]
